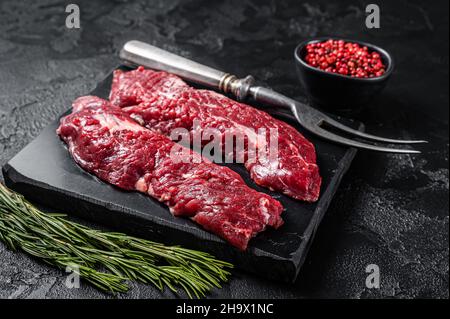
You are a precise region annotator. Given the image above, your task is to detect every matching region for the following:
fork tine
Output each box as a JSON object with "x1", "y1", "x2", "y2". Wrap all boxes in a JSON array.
[
  {"x1": 304, "y1": 124, "x2": 421, "y2": 154},
  {"x1": 322, "y1": 116, "x2": 428, "y2": 144},
  {"x1": 247, "y1": 87, "x2": 424, "y2": 153}
]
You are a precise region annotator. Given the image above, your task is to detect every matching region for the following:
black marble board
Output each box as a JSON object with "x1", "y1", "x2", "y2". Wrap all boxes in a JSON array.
[{"x1": 2, "y1": 68, "x2": 360, "y2": 283}]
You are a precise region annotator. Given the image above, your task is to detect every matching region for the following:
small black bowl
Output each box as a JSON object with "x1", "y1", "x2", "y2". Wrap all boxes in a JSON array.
[{"x1": 294, "y1": 37, "x2": 394, "y2": 113}]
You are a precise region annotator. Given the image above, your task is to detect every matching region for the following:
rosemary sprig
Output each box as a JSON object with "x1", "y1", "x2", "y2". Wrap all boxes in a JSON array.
[{"x1": 0, "y1": 183, "x2": 232, "y2": 297}]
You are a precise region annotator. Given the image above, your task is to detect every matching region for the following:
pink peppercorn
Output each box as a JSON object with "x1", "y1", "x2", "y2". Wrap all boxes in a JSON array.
[{"x1": 304, "y1": 39, "x2": 386, "y2": 78}]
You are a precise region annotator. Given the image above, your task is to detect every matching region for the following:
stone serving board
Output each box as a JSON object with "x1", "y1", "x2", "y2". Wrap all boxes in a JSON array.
[{"x1": 2, "y1": 68, "x2": 360, "y2": 282}]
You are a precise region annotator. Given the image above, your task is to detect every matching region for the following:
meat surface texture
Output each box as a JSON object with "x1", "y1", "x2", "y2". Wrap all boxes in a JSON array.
[
  {"x1": 57, "y1": 96, "x2": 284, "y2": 250},
  {"x1": 110, "y1": 67, "x2": 322, "y2": 202}
]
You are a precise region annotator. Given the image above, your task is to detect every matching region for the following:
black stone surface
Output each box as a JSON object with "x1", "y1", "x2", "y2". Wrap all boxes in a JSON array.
[
  {"x1": 2, "y1": 67, "x2": 359, "y2": 283},
  {"x1": 0, "y1": 0, "x2": 448, "y2": 298}
]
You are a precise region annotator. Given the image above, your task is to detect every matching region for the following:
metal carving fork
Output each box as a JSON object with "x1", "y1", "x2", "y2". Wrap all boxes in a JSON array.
[{"x1": 120, "y1": 40, "x2": 427, "y2": 153}]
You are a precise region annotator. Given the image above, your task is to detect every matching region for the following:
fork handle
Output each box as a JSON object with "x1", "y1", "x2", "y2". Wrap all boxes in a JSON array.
[
  {"x1": 120, "y1": 40, "x2": 226, "y2": 88},
  {"x1": 120, "y1": 40, "x2": 255, "y2": 100}
]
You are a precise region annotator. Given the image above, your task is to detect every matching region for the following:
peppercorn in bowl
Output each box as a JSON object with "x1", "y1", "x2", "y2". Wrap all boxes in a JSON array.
[{"x1": 294, "y1": 37, "x2": 394, "y2": 113}]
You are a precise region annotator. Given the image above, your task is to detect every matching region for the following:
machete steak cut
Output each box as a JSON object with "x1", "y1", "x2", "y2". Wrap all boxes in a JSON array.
[
  {"x1": 110, "y1": 67, "x2": 321, "y2": 202},
  {"x1": 57, "y1": 96, "x2": 284, "y2": 250}
]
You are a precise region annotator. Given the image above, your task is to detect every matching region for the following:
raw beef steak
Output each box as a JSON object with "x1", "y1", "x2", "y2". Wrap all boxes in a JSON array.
[
  {"x1": 57, "y1": 96, "x2": 284, "y2": 250},
  {"x1": 110, "y1": 67, "x2": 321, "y2": 202}
]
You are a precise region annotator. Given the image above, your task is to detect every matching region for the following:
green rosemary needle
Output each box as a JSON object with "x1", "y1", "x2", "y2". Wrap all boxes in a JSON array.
[{"x1": 0, "y1": 183, "x2": 233, "y2": 297}]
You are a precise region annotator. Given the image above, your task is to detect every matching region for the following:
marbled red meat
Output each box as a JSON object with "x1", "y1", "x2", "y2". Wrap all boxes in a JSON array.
[
  {"x1": 57, "y1": 96, "x2": 284, "y2": 250},
  {"x1": 110, "y1": 67, "x2": 321, "y2": 202}
]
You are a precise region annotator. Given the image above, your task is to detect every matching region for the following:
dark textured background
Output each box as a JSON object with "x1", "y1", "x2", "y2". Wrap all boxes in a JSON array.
[{"x1": 0, "y1": 0, "x2": 448, "y2": 299}]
